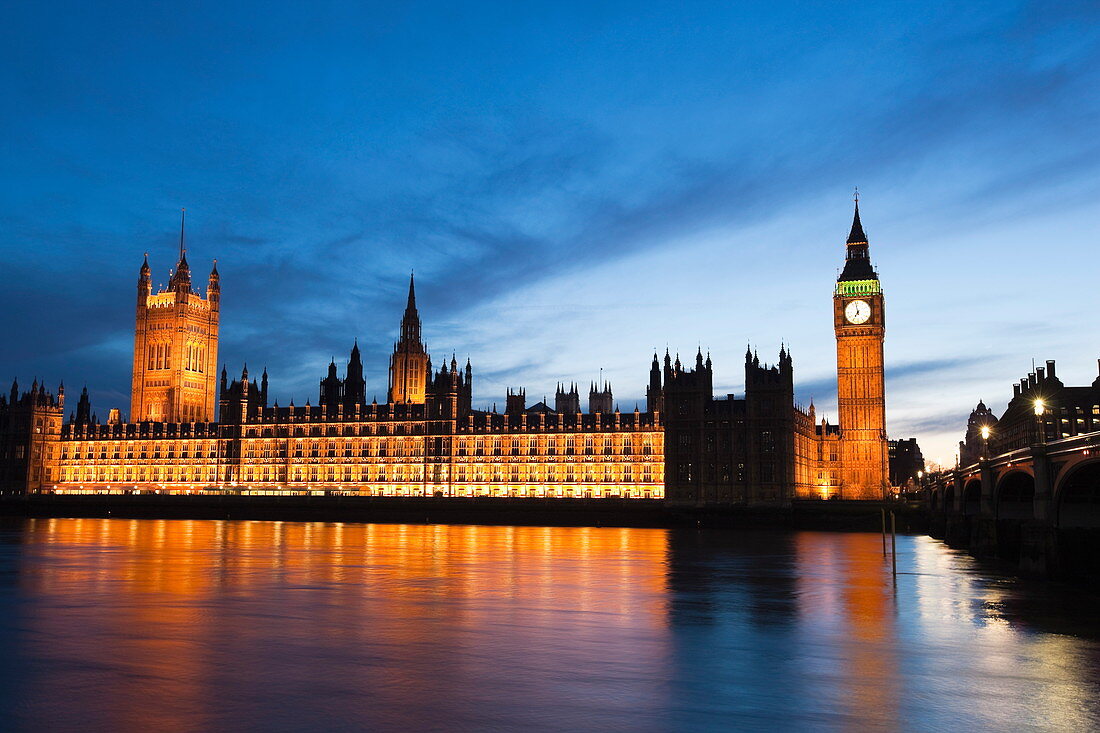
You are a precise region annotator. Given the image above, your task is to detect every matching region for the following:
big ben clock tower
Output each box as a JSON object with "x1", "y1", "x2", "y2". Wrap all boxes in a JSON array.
[{"x1": 834, "y1": 196, "x2": 888, "y2": 499}]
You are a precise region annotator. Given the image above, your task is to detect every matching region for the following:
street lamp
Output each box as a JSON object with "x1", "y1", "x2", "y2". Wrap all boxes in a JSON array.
[
  {"x1": 979, "y1": 424, "x2": 992, "y2": 460},
  {"x1": 1034, "y1": 398, "x2": 1046, "y2": 445}
]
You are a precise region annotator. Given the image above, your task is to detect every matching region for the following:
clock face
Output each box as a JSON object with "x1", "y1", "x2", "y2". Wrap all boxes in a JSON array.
[{"x1": 845, "y1": 299, "x2": 871, "y2": 324}]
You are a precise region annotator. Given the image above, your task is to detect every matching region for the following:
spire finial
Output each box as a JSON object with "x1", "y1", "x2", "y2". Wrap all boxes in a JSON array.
[
  {"x1": 179, "y1": 208, "x2": 186, "y2": 261},
  {"x1": 847, "y1": 192, "x2": 867, "y2": 245}
]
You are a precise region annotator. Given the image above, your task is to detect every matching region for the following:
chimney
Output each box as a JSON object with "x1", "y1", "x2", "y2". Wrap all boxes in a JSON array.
[
  {"x1": 1013, "y1": 384, "x2": 1021, "y2": 397},
  {"x1": 1046, "y1": 360, "x2": 1056, "y2": 379},
  {"x1": 1036, "y1": 366, "x2": 1045, "y2": 381}
]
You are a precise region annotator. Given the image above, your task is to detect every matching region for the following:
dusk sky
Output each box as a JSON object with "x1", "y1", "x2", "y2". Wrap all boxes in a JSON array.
[{"x1": 2, "y1": 1, "x2": 1098, "y2": 465}]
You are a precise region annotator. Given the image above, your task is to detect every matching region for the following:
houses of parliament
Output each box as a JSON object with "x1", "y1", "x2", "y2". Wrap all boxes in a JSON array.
[{"x1": 0, "y1": 203, "x2": 892, "y2": 503}]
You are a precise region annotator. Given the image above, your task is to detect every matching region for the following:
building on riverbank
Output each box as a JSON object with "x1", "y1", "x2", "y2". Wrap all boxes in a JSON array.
[{"x1": 2, "y1": 203, "x2": 895, "y2": 503}]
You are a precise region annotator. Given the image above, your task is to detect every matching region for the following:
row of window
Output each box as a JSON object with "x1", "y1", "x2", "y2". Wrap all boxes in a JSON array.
[
  {"x1": 674, "y1": 431, "x2": 776, "y2": 452},
  {"x1": 60, "y1": 435, "x2": 661, "y2": 460},
  {"x1": 674, "y1": 461, "x2": 774, "y2": 483},
  {"x1": 56, "y1": 463, "x2": 662, "y2": 484}
]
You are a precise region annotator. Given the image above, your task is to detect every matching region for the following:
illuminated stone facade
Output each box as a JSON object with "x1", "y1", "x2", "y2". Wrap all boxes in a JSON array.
[
  {"x1": 49, "y1": 404, "x2": 663, "y2": 498},
  {"x1": 130, "y1": 213, "x2": 220, "y2": 423},
  {"x1": 388, "y1": 275, "x2": 429, "y2": 405},
  {"x1": 2, "y1": 203, "x2": 894, "y2": 502},
  {"x1": 36, "y1": 265, "x2": 664, "y2": 498},
  {"x1": 832, "y1": 201, "x2": 889, "y2": 499}
]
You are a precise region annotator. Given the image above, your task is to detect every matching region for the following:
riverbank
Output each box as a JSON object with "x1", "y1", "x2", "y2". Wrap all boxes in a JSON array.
[{"x1": 0, "y1": 494, "x2": 928, "y2": 532}]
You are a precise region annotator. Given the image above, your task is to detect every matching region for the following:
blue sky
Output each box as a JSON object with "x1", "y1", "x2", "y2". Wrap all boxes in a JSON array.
[{"x1": 2, "y1": 0, "x2": 1098, "y2": 464}]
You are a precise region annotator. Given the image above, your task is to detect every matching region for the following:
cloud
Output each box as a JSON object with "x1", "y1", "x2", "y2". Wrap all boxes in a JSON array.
[{"x1": 2, "y1": 0, "x2": 1099, "y2": 435}]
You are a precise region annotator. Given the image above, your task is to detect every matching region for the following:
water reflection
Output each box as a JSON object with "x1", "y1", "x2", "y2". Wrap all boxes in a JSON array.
[{"x1": 0, "y1": 519, "x2": 1097, "y2": 731}]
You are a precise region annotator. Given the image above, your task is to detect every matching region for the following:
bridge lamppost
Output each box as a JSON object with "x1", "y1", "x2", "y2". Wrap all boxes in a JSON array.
[
  {"x1": 1033, "y1": 399, "x2": 1046, "y2": 446},
  {"x1": 1032, "y1": 397, "x2": 1052, "y2": 521},
  {"x1": 978, "y1": 425, "x2": 994, "y2": 515}
]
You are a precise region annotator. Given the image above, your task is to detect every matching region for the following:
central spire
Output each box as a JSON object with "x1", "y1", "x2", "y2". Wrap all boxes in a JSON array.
[
  {"x1": 847, "y1": 197, "x2": 867, "y2": 245},
  {"x1": 400, "y1": 272, "x2": 422, "y2": 345},
  {"x1": 179, "y1": 208, "x2": 187, "y2": 263},
  {"x1": 169, "y1": 209, "x2": 191, "y2": 290},
  {"x1": 389, "y1": 272, "x2": 429, "y2": 404}
]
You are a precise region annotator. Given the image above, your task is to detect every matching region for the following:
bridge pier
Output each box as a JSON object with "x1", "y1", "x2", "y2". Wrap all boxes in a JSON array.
[
  {"x1": 979, "y1": 459, "x2": 994, "y2": 515},
  {"x1": 1018, "y1": 521, "x2": 1058, "y2": 577},
  {"x1": 968, "y1": 514, "x2": 998, "y2": 558},
  {"x1": 944, "y1": 512, "x2": 970, "y2": 548},
  {"x1": 1031, "y1": 444, "x2": 1052, "y2": 522},
  {"x1": 927, "y1": 511, "x2": 945, "y2": 540}
]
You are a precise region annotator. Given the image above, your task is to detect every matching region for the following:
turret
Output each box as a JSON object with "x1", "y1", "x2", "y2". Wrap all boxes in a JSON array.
[
  {"x1": 589, "y1": 381, "x2": 613, "y2": 415},
  {"x1": 647, "y1": 351, "x2": 663, "y2": 413},
  {"x1": 320, "y1": 357, "x2": 343, "y2": 408},
  {"x1": 75, "y1": 386, "x2": 92, "y2": 425},
  {"x1": 779, "y1": 343, "x2": 792, "y2": 376},
  {"x1": 460, "y1": 357, "x2": 473, "y2": 416},
  {"x1": 207, "y1": 259, "x2": 220, "y2": 310},
  {"x1": 555, "y1": 382, "x2": 581, "y2": 414},
  {"x1": 138, "y1": 253, "x2": 152, "y2": 305},
  {"x1": 506, "y1": 388, "x2": 526, "y2": 416},
  {"x1": 344, "y1": 340, "x2": 366, "y2": 409}
]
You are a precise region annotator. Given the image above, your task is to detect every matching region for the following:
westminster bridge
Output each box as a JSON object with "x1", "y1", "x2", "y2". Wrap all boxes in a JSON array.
[{"x1": 927, "y1": 430, "x2": 1100, "y2": 576}]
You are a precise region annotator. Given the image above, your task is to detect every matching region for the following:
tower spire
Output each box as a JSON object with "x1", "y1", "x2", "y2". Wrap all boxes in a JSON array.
[
  {"x1": 838, "y1": 193, "x2": 876, "y2": 282},
  {"x1": 179, "y1": 208, "x2": 187, "y2": 262},
  {"x1": 399, "y1": 271, "x2": 422, "y2": 345},
  {"x1": 847, "y1": 191, "x2": 867, "y2": 245},
  {"x1": 389, "y1": 271, "x2": 428, "y2": 404}
]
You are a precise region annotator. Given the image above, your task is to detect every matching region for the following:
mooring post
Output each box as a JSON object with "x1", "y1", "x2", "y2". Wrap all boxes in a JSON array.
[
  {"x1": 890, "y1": 510, "x2": 897, "y2": 579},
  {"x1": 881, "y1": 507, "x2": 887, "y2": 557}
]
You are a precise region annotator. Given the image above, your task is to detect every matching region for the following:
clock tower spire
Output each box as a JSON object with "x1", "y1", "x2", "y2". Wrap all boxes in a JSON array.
[{"x1": 833, "y1": 194, "x2": 888, "y2": 499}]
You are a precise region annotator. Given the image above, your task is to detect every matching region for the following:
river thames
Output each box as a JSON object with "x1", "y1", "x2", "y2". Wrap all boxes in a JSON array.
[{"x1": 0, "y1": 518, "x2": 1097, "y2": 731}]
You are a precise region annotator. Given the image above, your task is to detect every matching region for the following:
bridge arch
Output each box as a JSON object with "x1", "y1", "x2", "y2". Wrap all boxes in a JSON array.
[
  {"x1": 962, "y1": 479, "x2": 982, "y2": 516},
  {"x1": 1055, "y1": 459, "x2": 1100, "y2": 528},
  {"x1": 944, "y1": 483, "x2": 956, "y2": 513},
  {"x1": 995, "y1": 471, "x2": 1035, "y2": 521}
]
